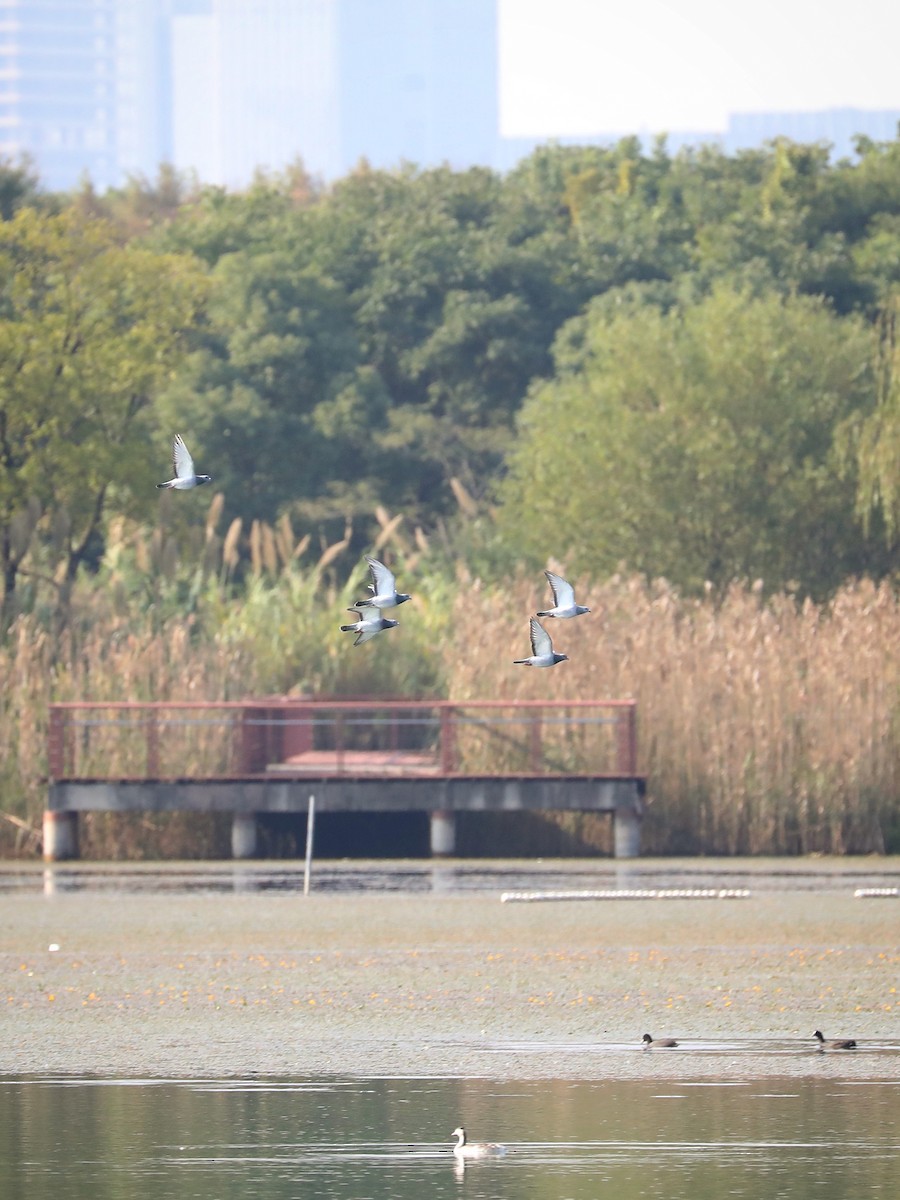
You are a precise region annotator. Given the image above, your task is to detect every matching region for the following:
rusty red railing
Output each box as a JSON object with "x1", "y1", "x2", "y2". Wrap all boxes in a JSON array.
[{"x1": 47, "y1": 698, "x2": 639, "y2": 781}]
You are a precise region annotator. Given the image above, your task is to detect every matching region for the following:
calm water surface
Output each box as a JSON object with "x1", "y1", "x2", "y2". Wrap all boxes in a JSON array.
[{"x1": 0, "y1": 1074, "x2": 897, "y2": 1200}]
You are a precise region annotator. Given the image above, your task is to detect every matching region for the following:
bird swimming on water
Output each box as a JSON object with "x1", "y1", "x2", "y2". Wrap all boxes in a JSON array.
[
  {"x1": 813, "y1": 1029, "x2": 857, "y2": 1050},
  {"x1": 156, "y1": 435, "x2": 211, "y2": 490},
  {"x1": 514, "y1": 617, "x2": 568, "y2": 667},
  {"x1": 340, "y1": 603, "x2": 399, "y2": 646},
  {"x1": 642, "y1": 1033, "x2": 679, "y2": 1048},
  {"x1": 353, "y1": 556, "x2": 411, "y2": 610},
  {"x1": 451, "y1": 1127, "x2": 507, "y2": 1158},
  {"x1": 537, "y1": 570, "x2": 590, "y2": 619}
]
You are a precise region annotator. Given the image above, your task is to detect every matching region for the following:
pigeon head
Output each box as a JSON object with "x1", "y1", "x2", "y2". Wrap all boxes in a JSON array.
[
  {"x1": 395, "y1": 593, "x2": 412, "y2": 606},
  {"x1": 196, "y1": 474, "x2": 212, "y2": 485}
]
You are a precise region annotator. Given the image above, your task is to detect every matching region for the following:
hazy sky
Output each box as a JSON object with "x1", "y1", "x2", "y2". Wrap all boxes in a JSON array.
[{"x1": 499, "y1": 0, "x2": 900, "y2": 136}]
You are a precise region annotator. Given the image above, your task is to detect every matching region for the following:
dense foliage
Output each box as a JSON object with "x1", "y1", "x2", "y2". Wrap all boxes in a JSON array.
[
  {"x1": 3, "y1": 135, "x2": 900, "y2": 612},
  {"x1": 3, "y1": 132, "x2": 900, "y2": 854},
  {"x1": 498, "y1": 285, "x2": 890, "y2": 596}
]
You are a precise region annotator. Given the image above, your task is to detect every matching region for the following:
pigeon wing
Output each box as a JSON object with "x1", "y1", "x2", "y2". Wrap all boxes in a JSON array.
[
  {"x1": 351, "y1": 601, "x2": 378, "y2": 618},
  {"x1": 172, "y1": 435, "x2": 195, "y2": 480},
  {"x1": 365, "y1": 556, "x2": 395, "y2": 596},
  {"x1": 354, "y1": 626, "x2": 382, "y2": 645},
  {"x1": 529, "y1": 617, "x2": 552, "y2": 657},
  {"x1": 545, "y1": 570, "x2": 575, "y2": 610}
]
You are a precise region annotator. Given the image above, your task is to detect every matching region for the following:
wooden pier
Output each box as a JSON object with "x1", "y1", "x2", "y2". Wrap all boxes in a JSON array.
[{"x1": 45, "y1": 698, "x2": 646, "y2": 861}]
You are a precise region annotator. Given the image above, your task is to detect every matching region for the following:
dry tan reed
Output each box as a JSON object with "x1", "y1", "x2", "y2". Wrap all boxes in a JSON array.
[
  {"x1": 2, "y1": 554, "x2": 899, "y2": 857},
  {"x1": 0, "y1": 612, "x2": 259, "y2": 857},
  {"x1": 445, "y1": 573, "x2": 900, "y2": 855}
]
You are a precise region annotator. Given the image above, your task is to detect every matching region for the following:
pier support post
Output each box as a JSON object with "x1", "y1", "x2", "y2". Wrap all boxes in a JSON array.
[
  {"x1": 430, "y1": 809, "x2": 456, "y2": 856},
  {"x1": 231, "y1": 813, "x2": 258, "y2": 859},
  {"x1": 613, "y1": 806, "x2": 641, "y2": 858},
  {"x1": 43, "y1": 811, "x2": 78, "y2": 862}
]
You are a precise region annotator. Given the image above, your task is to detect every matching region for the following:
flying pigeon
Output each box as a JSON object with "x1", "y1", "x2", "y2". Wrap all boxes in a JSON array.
[
  {"x1": 156, "y1": 435, "x2": 211, "y2": 490},
  {"x1": 514, "y1": 617, "x2": 568, "y2": 667},
  {"x1": 353, "y1": 555, "x2": 411, "y2": 610},
  {"x1": 537, "y1": 570, "x2": 590, "y2": 619},
  {"x1": 340, "y1": 604, "x2": 399, "y2": 646}
]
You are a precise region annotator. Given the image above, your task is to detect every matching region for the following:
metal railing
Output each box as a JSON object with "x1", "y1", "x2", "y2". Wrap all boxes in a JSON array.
[{"x1": 47, "y1": 698, "x2": 639, "y2": 781}]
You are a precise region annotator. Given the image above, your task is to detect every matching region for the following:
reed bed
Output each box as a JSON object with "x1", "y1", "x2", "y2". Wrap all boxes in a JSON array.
[
  {"x1": 0, "y1": 616, "x2": 258, "y2": 858},
  {"x1": 1, "y1": 540, "x2": 899, "y2": 856},
  {"x1": 0, "y1": 502, "x2": 446, "y2": 857},
  {"x1": 446, "y1": 573, "x2": 900, "y2": 855},
  {"x1": 445, "y1": 702, "x2": 623, "y2": 776}
]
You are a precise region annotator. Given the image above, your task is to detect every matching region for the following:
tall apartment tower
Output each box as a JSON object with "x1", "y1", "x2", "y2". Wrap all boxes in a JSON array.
[
  {"x1": 171, "y1": 0, "x2": 498, "y2": 186},
  {"x1": 171, "y1": 0, "x2": 343, "y2": 184},
  {"x1": 0, "y1": 0, "x2": 499, "y2": 192},
  {"x1": 336, "y1": 0, "x2": 498, "y2": 177},
  {"x1": 0, "y1": 0, "x2": 169, "y2": 191}
]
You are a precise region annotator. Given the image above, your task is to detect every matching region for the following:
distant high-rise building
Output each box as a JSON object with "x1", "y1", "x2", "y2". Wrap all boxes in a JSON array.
[
  {"x1": 9, "y1": 3, "x2": 890, "y2": 197},
  {"x1": 170, "y1": 0, "x2": 498, "y2": 187},
  {"x1": 171, "y1": 0, "x2": 343, "y2": 184},
  {"x1": 0, "y1": 0, "x2": 169, "y2": 191},
  {"x1": 336, "y1": 0, "x2": 498, "y2": 178},
  {"x1": 0, "y1": 0, "x2": 499, "y2": 192},
  {"x1": 496, "y1": 108, "x2": 900, "y2": 173},
  {"x1": 724, "y1": 109, "x2": 900, "y2": 161}
]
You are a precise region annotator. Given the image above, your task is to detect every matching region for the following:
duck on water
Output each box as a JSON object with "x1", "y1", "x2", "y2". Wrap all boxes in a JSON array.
[{"x1": 642, "y1": 1033, "x2": 679, "y2": 1048}]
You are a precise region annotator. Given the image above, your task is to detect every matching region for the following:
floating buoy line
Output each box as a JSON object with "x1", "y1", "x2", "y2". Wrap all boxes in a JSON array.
[{"x1": 499, "y1": 887, "x2": 752, "y2": 903}]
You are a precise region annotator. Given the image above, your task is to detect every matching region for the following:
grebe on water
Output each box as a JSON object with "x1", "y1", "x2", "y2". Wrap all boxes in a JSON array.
[{"x1": 451, "y1": 1127, "x2": 507, "y2": 1158}]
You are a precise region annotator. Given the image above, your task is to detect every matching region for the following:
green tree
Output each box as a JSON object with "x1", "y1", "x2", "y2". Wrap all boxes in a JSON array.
[
  {"x1": 158, "y1": 162, "x2": 584, "y2": 532},
  {"x1": 157, "y1": 246, "x2": 368, "y2": 529},
  {"x1": 0, "y1": 207, "x2": 207, "y2": 621},
  {"x1": 497, "y1": 285, "x2": 885, "y2": 597},
  {"x1": 847, "y1": 295, "x2": 900, "y2": 540},
  {"x1": 0, "y1": 155, "x2": 42, "y2": 220}
]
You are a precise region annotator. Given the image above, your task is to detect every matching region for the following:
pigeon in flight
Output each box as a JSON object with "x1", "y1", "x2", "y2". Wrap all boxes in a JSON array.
[
  {"x1": 156, "y1": 435, "x2": 211, "y2": 490},
  {"x1": 340, "y1": 604, "x2": 399, "y2": 646},
  {"x1": 514, "y1": 617, "x2": 568, "y2": 667},
  {"x1": 353, "y1": 556, "x2": 411, "y2": 610},
  {"x1": 537, "y1": 570, "x2": 590, "y2": 619}
]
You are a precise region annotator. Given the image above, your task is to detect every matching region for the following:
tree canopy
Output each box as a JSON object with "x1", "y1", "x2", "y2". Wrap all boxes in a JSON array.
[
  {"x1": 0, "y1": 208, "x2": 206, "y2": 620},
  {"x1": 7, "y1": 132, "x2": 900, "y2": 613},
  {"x1": 497, "y1": 285, "x2": 888, "y2": 597}
]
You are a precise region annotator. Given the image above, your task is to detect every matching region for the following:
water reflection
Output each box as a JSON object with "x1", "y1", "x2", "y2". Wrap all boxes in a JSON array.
[
  {"x1": 0, "y1": 1075, "x2": 897, "y2": 1200},
  {"x1": 15, "y1": 859, "x2": 900, "y2": 898}
]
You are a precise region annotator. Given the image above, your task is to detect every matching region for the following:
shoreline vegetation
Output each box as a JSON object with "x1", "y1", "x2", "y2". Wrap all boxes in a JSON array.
[
  {"x1": 1, "y1": 515, "x2": 898, "y2": 859},
  {"x1": 4, "y1": 143, "x2": 900, "y2": 861}
]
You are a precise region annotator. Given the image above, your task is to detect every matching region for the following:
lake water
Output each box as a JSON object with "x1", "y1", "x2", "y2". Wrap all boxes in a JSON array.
[
  {"x1": 1, "y1": 1074, "x2": 897, "y2": 1200},
  {"x1": 3, "y1": 858, "x2": 900, "y2": 897},
  {"x1": 4, "y1": 861, "x2": 898, "y2": 1195}
]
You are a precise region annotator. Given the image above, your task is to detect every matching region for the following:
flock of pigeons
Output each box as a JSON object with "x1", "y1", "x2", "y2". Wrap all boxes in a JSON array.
[
  {"x1": 341, "y1": 555, "x2": 591, "y2": 667},
  {"x1": 157, "y1": 434, "x2": 592, "y2": 666}
]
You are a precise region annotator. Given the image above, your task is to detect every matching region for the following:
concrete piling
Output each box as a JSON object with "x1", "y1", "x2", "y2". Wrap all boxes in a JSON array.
[
  {"x1": 430, "y1": 809, "x2": 456, "y2": 856},
  {"x1": 231, "y1": 813, "x2": 258, "y2": 859},
  {"x1": 42, "y1": 811, "x2": 78, "y2": 862}
]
